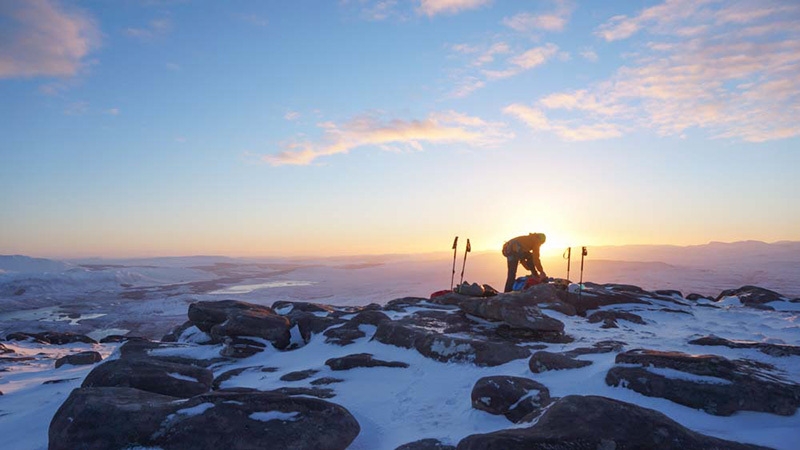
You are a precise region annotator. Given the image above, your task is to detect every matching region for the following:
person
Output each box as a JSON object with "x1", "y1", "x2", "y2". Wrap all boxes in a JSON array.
[{"x1": 502, "y1": 233, "x2": 547, "y2": 292}]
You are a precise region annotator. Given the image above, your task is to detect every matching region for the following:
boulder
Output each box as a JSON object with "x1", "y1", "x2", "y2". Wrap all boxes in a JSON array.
[
  {"x1": 82, "y1": 358, "x2": 213, "y2": 398},
  {"x1": 324, "y1": 324, "x2": 366, "y2": 346},
  {"x1": 396, "y1": 439, "x2": 456, "y2": 450},
  {"x1": 209, "y1": 310, "x2": 291, "y2": 350},
  {"x1": 288, "y1": 311, "x2": 345, "y2": 343},
  {"x1": 564, "y1": 340, "x2": 626, "y2": 357},
  {"x1": 49, "y1": 387, "x2": 361, "y2": 450},
  {"x1": 689, "y1": 335, "x2": 800, "y2": 357},
  {"x1": 471, "y1": 376, "x2": 551, "y2": 423},
  {"x1": 715, "y1": 285, "x2": 787, "y2": 306},
  {"x1": 55, "y1": 351, "x2": 102, "y2": 368},
  {"x1": 456, "y1": 395, "x2": 769, "y2": 450},
  {"x1": 456, "y1": 297, "x2": 565, "y2": 333},
  {"x1": 587, "y1": 310, "x2": 645, "y2": 325},
  {"x1": 655, "y1": 289, "x2": 683, "y2": 298},
  {"x1": 161, "y1": 320, "x2": 195, "y2": 342},
  {"x1": 188, "y1": 300, "x2": 272, "y2": 331},
  {"x1": 325, "y1": 353, "x2": 409, "y2": 371},
  {"x1": 118, "y1": 340, "x2": 226, "y2": 367},
  {"x1": 212, "y1": 366, "x2": 261, "y2": 390},
  {"x1": 686, "y1": 293, "x2": 714, "y2": 301},
  {"x1": 310, "y1": 377, "x2": 344, "y2": 386},
  {"x1": 606, "y1": 349, "x2": 800, "y2": 416},
  {"x1": 529, "y1": 351, "x2": 592, "y2": 373}
]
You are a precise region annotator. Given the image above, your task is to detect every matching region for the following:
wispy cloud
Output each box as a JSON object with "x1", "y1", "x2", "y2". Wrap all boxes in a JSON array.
[
  {"x1": 482, "y1": 43, "x2": 559, "y2": 80},
  {"x1": 105, "y1": 108, "x2": 120, "y2": 116},
  {"x1": 530, "y1": 0, "x2": 800, "y2": 143},
  {"x1": 504, "y1": 104, "x2": 622, "y2": 141},
  {"x1": 263, "y1": 111, "x2": 512, "y2": 166},
  {"x1": 417, "y1": 0, "x2": 492, "y2": 17},
  {"x1": 0, "y1": 0, "x2": 100, "y2": 79},
  {"x1": 502, "y1": 0, "x2": 575, "y2": 33},
  {"x1": 284, "y1": 111, "x2": 301, "y2": 121},
  {"x1": 580, "y1": 49, "x2": 598, "y2": 62},
  {"x1": 126, "y1": 18, "x2": 171, "y2": 41}
]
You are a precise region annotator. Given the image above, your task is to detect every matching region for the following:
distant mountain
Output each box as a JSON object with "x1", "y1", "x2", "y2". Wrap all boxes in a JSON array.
[{"x1": 0, "y1": 255, "x2": 72, "y2": 273}]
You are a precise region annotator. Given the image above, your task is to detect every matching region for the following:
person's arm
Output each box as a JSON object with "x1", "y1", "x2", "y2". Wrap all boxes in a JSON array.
[{"x1": 534, "y1": 257, "x2": 546, "y2": 279}]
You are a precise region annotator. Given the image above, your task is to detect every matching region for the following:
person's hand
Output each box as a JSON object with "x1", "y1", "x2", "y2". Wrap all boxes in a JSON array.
[{"x1": 540, "y1": 272, "x2": 548, "y2": 281}]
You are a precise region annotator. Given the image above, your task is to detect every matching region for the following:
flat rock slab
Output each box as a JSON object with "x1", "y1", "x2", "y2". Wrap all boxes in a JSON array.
[
  {"x1": 716, "y1": 285, "x2": 788, "y2": 306},
  {"x1": 587, "y1": 310, "x2": 645, "y2": 325},
  {"x1": 49, "y1": 387, "x2": 360, "y2": 450},
  {"x1": 606, "y1": 349, "x2": 800, "y2": 416},
  {"x1": 325, "y1": 353, "x2": 409, "y2": 371},
  {"x1": 55, "y1": 351, "x2": 102, "y2": 368},
  {"x1": 189, "y1": 300, "x2": 291, "y2": 350},
  {"x1": 82, "y1": 358, "x2": 213, "y2": 398},
  {"x1": 529, "y1": 351, "x2": 592, "y2": 373},
  {"x1": 689, "y1": 335, "x2": 800, "y2": 357},
  {"x1": 456, "y1": 395, "x2": 770, "y2": 450},
  {"x1": 280, "y1": 369, "x2": 320, "y2": 381},
  {"x1": 5, "y1": 331, "x2": 97, "y2": 345}
]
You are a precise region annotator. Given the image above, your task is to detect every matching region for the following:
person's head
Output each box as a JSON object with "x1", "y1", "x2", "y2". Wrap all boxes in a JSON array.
[{"x1": 530, "y1": 232, "x2": 546, "y2": 244}]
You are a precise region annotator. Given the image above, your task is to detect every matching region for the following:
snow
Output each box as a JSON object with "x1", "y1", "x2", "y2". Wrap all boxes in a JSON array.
[
  {"x1": 640, "y1": 366, "x2": 734, "y2": 385},
  {"x1": 174, "y1": 402, "x2": 215, "y2": 417},
  {"x1": 1, "y1": 248, "x2": 799, "y2": 449},
  {"x1": 249, "y1": 411, "x2": 300, "y2": 422},
  {"x1": 167, "y1": 372, "x2": 199, "y2": 382}
]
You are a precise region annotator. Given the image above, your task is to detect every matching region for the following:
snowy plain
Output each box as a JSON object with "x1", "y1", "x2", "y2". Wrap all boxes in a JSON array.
[{"x1": 1, "y1": 241, "x2": 799, "y2": 449}]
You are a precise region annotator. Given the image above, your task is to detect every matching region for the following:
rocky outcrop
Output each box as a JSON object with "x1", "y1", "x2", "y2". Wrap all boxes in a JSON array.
[
  {"x1": 457, "y1": 395, "x2": 769, "y2": 450},
  {"x1": 82, "y1": 358, "x2": 214, "y2": 398},
  {"x1": 49, "y1": 387, "x2": 360, "y2": 450},
  {"x1": 529, "y1": 351, "x2": 592, "y2": 373},
  {"x1": 55, "y1": 351, "x2": 102, "y2": 368},
  {"x1": 455, "y1": 296, "x2": 565, "y2": 333},
  {"x1": 689, "y1": 335, "x2": 800, "y2": 357},
  {"x1": 716, "y1": 285, "x2": 788, "y2": 306},
  {"x1": 606, "y1": 349, "x2": 800, "y2": 416},
  {"x1": 5, "y1": 331, "x2": 97, "y2": 345},
  {"x1": 396, "y1": 439, "x2": 456, "y2": 450},
  {"x1": 188, "y1": 300, "x2": 291, "y2": 351},
  {"x1": 471, "y1": 376, "x2": 552, "y2": 423},
  {"x1": 325, "y1": 353, "x2": 409, "y2": 371},
  {"x1": 280, "y1": 369, "x2": 319, "y2": 381},
  {"x1": 587, "y1": 310, "x2": 646, "y2": 328}
]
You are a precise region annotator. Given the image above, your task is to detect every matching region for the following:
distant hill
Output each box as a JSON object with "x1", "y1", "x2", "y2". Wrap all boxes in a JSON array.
[{"x1": 0, "y1": 255, "x2": 72, "y2": 273}]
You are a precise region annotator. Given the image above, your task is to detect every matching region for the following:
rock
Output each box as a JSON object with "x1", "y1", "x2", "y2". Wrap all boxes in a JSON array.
[
  {"x1": 471, "y1": 376, "x2": 551, "y2": 423},
  {"x1": 220, "y1": 336, "x2": 269, "y2": 358},
  {"x1": 564, "y1": 340, "x2": 626, "y2": 357},
  {"x1": 324, "y1": 324, "x2": 366, "y2": 346},
  {"x1": 5, "y1": 331, "x2": 97, "y2": 345},
  {"x1": 310, "y1": 377, "x2": 344, "y2": 386},
  {"x1": 456, "y1": 296, "x2": 565, "y2": 333},
  {"x1": 212, "y1": 366, "x2": 261, "y2": 390},
  {"x1": 716, "y1": 285, "x2": 787, "y2": 306},
  {"x1": 686, "y1": 293, "x2": 714, "y2": 301},
  {"x1": 290, "y1": 311, "x2": 345, "y2": 342},
  {"x1": 161, "y1": 320, "x2": 195, "y2": 342},
  {"x1": 189, "y1": 300, "x2": 291, "y2": 350},
  {"x1": 98, "y1": 335, "x2": 147, "y2": 344},
  {"x1": 55, "y1": 351, "x2": 102, "y2": 368},
  {"x1": 587, "y1": 310, "x2": 645, "y2": 325},
  {"x1": 384, "y1": 297, "x2": 434, "y2": 312},
  {"x1": 280, "y1": 369, "x2": 320, "y2": 381},
  {"x1": 118, "y1": 340, "x2": 226, "y2": 367},
  {"x1": 373, "y1": 312, "x2": 533, "y2": 367},
  {"x1": 43, "y1": 377, "x2": 80, "y2": 385},
  {"x1": 529, "y1": 351, "x2": 592, "y2": 373},
  {"x1": 82, "y1": 358, "x2": 214, "y2": 398},
  {"x1": 0, "y1": 343, "x2": 14, "y2": 354},
  {"x1": 456, "y1": 395, "x2": 769, "y2": 450},
  {"x1": 272, "y1": 301, "x2": 336, "y2": 315},
  {"x1": 267, "y1": 387, "x2": 336, "y2": 399},
  {"x1": 49, "y1": 388, "x2": 360, "y2": 450},
  {"x1": 689, "y1": 335, "x2": 800, "y2": 357},
  {"x1": 655, "y1": 289, "x2": 683, "y2": 298},
  {"x1": 350, "y1": 310, "x2": 391, "y2": 326},
  {"x1": 326, "y1": 353, "x2": 409, "y2": 371},
  {"x1": 396, "y1": 439, "x2": 456, "y2": 450},
  {"x1": 606, "y1": 349, "x2": 800, "y2": 416}
]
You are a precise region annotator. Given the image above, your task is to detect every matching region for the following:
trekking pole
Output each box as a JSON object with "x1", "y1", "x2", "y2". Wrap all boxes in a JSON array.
[
  {"x1": 450, "y1": 236, "x2": 458, "y2": 290},
  {"x1": 459, "y1": 238, "x2": 471, "y2": 285},
  {"x1": 579, "y1": 246, "x2": 587, "y2": 301},
  {"x1": 563, "y1": 247, "x2": 571, "y2": 281}
]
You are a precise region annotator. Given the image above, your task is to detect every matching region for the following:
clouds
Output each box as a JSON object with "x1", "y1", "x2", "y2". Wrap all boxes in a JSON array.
[
  {"x1": 417, "y1": 0, "x2": 491, "y2": 17},
  {"x1": 263, "y1": 111, "x2": 512, "y2": 166},
  {"x1": 502, "y1": 0, "x2": 575, "y2": 33},
  {"x1": 0, "y1": 0, "x2": 100, "y2": 79},
  {"x1": 125, "y1": 18, "x2": 172, "y2": 41},
  {"x1": 503, "y1": 104, "x2": 622, "y2": 142}
]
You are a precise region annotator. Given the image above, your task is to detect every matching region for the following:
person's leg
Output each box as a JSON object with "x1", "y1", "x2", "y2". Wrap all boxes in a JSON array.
[{"x1": 504, "y1": 255, "x2": 518, "y2": 292}]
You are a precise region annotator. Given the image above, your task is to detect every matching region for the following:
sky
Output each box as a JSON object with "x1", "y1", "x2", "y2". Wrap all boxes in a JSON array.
[{"x1": 1, "y1": 0, "x2": 799, "y2": 258}]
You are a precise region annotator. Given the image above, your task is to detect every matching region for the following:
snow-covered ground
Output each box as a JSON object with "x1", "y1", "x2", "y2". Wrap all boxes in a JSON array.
[{"x1": 1, "y1": 243, "x2": 799, "y2": 449}]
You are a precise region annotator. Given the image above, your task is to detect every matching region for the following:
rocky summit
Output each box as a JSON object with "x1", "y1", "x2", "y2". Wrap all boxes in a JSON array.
[{"x1": 2, "y1": 282, "x2": 798, "y2": 449}]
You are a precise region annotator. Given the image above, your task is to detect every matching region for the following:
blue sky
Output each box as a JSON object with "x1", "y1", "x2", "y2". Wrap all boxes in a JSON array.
[{"x1": 1, "y1": 0, "x2": 799, "y2": 257}]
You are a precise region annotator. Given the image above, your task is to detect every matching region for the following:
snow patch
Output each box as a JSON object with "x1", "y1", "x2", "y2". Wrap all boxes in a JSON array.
[
  {"x1": 428, "y1": 339, "x2": 473, "y2": 357},
  {"x1": 167, "y1": 372, "x2": 199, "y2": 382}
]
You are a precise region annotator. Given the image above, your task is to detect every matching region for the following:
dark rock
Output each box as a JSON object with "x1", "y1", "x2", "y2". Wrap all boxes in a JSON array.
[
  {"x1": 212, "y1": 366, "x2": 261, "y2": 390},
  {"x1": 471, "y1": 376, "x2": 551, "y2": 423},
  {"x1": 14, "y1": 288, "x2": 26, "y2": 296},
  {"x1": 118, "y1": 340, "x2": 226, "y2": 367},
  {"x1": 189, "y1": 299, "x2": 272, "y2": 331},
  {"x1": 456, "y1": 395, "x2": 769, "y2": 450},
  {"x1": 210, "y1": 312, "x2": 291, "y2": 350},
  {"x1": 396, "y1": 439, "x2": 456, "y2": 450},
  {"x1": 564, "y1": 340, "x2": 626, "y2": 357},
  {"x1": 290, "y1": 311, "x2": 345, "y2": 342},
  {"x1": 655, "y1": 289, "x2": 683, "y2": 298},
  {"x1": 55, "y1": 351, "x2": 102, "y2": 368},
  {"x1": 606, "y1": 349, "x2": 800, "y2": 416},
  {"x1": 272, "y1": 300, "x2": 336, "y2": 314},
  {"x1": 325, "y1": 353, "x2": 409, "y2": 371},
  {"x1": 5, "y1": 331, "x2": 97, "y2": 345},
  {"x1": 261, "y1": 367, "x2": 279, "y2": 372},
  {"x1": 587, "y1": 310, "x2": 645, "y2": 325},
  {"x1": 220, "y1": 336, "x2": 269, "y2": 358},
  {"x1": 529, "y1": 351, "x2": 592, "y2": 373},
  {"x1": 82, "y1": 358, "x2": 213, "y2": 398},
  {"x1": 310, "y1": 377, "x2": 344, "y2": 386},
  {"x1": 456, "y1": 296, "x2": 565, "y2": 333},
  {"x1": 280, "y1": 369, "x2": 319, "y2": 382},
  {"x1": 384, "y1": 297, "x2": 430, "y2": 312},
  {"x1": 99, "y1": 335, "x2": 148, "y2": 344},
  {"x1": 687, "y1": 293, "x2": 714, "y2": 301},
  {"x1": 267, "y1": 387, "x2": 335, "y2": 399},
  {"x1": 49, "y1": 387, "x2": 360, "y2": 450},
  {"x1": 350, "y1": 310, "x2": 391, "y2": 326},
  {"x1": 0, "y1": 343, "x2": 14, "y2": 354},
  {"x1": 601, "y1": 318, "x2": 618, "y2": 328},
  {"x1": 161, "y1": 320, "x2": 195, "y2": 342},
  {"x1": 689, "y1": 335, "x2": 800, "y2": 357},
  {"x1": 324, "y1": 324, "x2": 366, "y2": 346},
  {"x1": 43, "y1": 377, "x2": 80, "y2": 385},
  {"x1": 716, "y1": 285, "x2": 787, "y2": 306}
]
